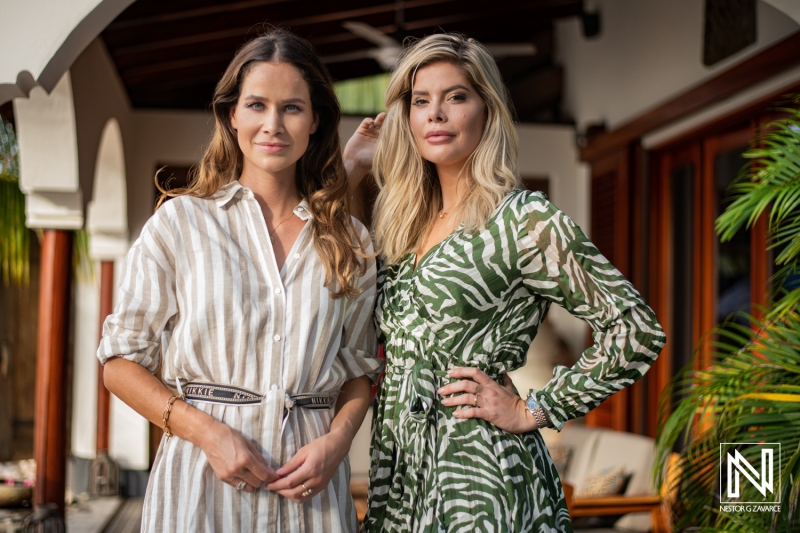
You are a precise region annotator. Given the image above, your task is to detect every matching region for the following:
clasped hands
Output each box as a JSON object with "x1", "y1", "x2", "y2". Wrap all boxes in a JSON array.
[
  {"x1": 438, "y1": 367, "x2": 539, "y2": 434},
  {"x1": 199, "y1": 419, "x2": 348, "y2": 503}
]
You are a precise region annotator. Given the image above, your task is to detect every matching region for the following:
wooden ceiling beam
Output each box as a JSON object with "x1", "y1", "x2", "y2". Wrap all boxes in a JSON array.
[
  {"x1": 120, "y1": 54, "x2": 235, "y2": 85},
  {"x1": 105, "y1": 0, "x2": 576, "y2": 56},
  {"x1": 109, "y1": 0, "x2": 577, "y2": 31},
  {"x1": 108, "y1": 0, "x2": 294, "y2": 30},
  {"x1": 111, "y1": 22, "x2": 547, "y2": 81},
  {"x1": 104, "y1": 0, "x2": 453, "y2": 45},
  {"x1": 507, "y1": 65, "x2": 563, "y2": 115}
]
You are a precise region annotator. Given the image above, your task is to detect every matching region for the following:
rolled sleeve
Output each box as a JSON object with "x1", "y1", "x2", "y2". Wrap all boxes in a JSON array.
[
  {"x1": 337, "y1": 222, "x2": 383, "y2": 384},
  {"x1": 97, "y1": 214, "x2": 178, "y2": 374},
  {"x1": 515, "y1": 192, "x2": 666, "y2": 431}
]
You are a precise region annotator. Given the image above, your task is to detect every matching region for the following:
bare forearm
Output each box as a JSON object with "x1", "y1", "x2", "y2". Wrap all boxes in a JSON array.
[
  {"x1": 344, "y1": 158, "x2": 370, "y2": 195},
  {"x1": 329, "y1": 375, "x2": 372, "y2": 448},
  {"x1": 102, "y1": 357, "x2": 216, "y2": 448}
]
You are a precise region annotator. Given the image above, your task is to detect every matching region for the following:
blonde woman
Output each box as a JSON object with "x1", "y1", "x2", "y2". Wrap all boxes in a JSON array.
[
  {"x1": 344, "y1": 34, "x2": 666, "y2": 531},
  {"x1": 98, "y1": 30, "x2": 381, "y2": 531}
]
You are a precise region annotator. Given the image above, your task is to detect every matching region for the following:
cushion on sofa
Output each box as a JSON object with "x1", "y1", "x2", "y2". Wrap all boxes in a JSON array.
[
  {"x1": 573, "y1": 465, "x2": 629, "y2": 499},
  {"x1": 587, "y1": 429, "x2": 657, "y2": 496},
  {"x1": 557, "y1": 424, "x2": 608, "y2": 487}
]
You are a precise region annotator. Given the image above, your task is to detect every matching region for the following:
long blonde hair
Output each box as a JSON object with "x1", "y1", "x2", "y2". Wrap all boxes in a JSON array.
[
  {"x1": 157, "y1": 29, "x2": 367, "y2": 298},
  {"x1": 372, "y1": 33, "x2": 521, "y2": 264}
]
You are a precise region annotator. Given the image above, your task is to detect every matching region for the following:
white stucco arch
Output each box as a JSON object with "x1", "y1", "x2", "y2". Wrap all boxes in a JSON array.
[
  {"x1": 0, "y1": 0, "x2": 136, "y2": 105},
  {"x1": 13, "y1": 72, "x2": 83, "y2": 229},
  {"x1": 87, "y1": 118, "x2": 129, "y2": 259},
  {"x1": 764, "y1": 0, "x2": 800, "y2": 25}
]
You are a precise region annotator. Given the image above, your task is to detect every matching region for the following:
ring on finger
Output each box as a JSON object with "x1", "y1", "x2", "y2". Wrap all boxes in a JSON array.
[
  {"x1": 301, "y1": 483, "x2": 313, "y2": 498},
  {"x1": 474, "y1": 393, "x2": 479, "y2": 406},
  {"x1": 236, "y1": 480, "x2": 247, "y2": 491}
]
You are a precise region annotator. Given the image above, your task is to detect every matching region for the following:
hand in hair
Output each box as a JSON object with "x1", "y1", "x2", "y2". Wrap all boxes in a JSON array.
[{"x1": 343, "y1": 112, "x2": 386, "y2": 194}]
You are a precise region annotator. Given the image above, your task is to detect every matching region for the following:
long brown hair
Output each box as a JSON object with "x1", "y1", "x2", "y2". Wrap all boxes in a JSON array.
[{"x1": 157, "y1": 29, "x2": 367, "y2": 298}]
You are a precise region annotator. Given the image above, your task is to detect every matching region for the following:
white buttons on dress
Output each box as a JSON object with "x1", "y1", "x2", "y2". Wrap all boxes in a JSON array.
[
  {"x1": 274, "y1": 287, "x2": 281, "y2": 294},
  {"x1": 271, "y1": 384, "x2": 278, "y2": 390},
  {"x1": 273, "y1": 334, "x2": 281, "y2": 341},
  {"x1": 294, "y1": 253, "x2": 300, "y2": 259}
]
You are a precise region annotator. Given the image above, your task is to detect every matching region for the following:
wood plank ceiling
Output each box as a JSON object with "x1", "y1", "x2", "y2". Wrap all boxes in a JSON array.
[{"x1": 101, "y1": 0, "x2": 584, "y2": 122}]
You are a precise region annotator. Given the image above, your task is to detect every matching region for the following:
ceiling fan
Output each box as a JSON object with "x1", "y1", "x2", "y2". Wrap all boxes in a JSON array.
[{"x1": 323, "y1": 20, "x2": 537, "y2": 70}]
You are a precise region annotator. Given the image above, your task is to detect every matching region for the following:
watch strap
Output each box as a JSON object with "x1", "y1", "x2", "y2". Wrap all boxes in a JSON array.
[{"x1": 530, "y1": 407, "x2": 552, "y2": 429}]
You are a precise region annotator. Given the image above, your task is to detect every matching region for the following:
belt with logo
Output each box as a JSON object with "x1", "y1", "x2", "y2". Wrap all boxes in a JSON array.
[{"x1": 183, "y1": 381, "x2": 338, "y2": 411}]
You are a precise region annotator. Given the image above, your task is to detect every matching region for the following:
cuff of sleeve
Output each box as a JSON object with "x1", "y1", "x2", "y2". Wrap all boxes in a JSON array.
[
  {"x1": 534, "y1": 389, "x2": 567, "y2": 432},
  {"x1": 96, "y1": 337, "x2": 161, "y2": 374},
  {"x1": 339, "y1": 348, "x2": 385, "y2": 385}
]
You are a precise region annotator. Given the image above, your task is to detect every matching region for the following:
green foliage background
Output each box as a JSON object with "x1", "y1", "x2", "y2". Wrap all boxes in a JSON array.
[{"x1": 0, "y1": 117, "x2": 28, "y2": 286}]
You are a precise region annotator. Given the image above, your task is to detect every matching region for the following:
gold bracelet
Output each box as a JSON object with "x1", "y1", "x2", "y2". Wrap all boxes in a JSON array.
[{"x1": 162, "y1": 395, "x2": 182, "y2": 438}]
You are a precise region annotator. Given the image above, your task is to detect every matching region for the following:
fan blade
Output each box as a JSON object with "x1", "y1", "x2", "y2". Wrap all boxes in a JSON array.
[
  {"x1": 343, "y1": 21, "x2": 400, "y2": 49},
  {"x1": 368, "y1": 47, "x2": 402, "y2": 70},
  {"x1": 484, "y1": 43, "x2": 537, "y2": 57}
]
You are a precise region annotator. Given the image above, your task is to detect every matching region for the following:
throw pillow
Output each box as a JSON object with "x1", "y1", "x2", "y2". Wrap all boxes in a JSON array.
[{"x1": 573, "y1": 465, "x2": 628, "y2": 499}]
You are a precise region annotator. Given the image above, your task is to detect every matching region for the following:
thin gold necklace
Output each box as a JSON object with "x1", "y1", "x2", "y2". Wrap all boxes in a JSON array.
[
  {"x1": 268, "y1": 209, "x2": 296, "y2": 243},
  {"x1": 438, "y1": 198, "x2": 464, "y2": 219}
]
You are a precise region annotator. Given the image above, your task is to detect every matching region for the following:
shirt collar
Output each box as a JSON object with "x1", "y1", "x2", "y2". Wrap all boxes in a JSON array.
[
  {"x1": 214, "y1": 180, "x2": 245, "y2": 207},
  {"x1": 214, "y1": 180, "x2": 312, "y2": 220},
  {"x1": 293, "y1": 198, "x2": 312, "y2": 220}
]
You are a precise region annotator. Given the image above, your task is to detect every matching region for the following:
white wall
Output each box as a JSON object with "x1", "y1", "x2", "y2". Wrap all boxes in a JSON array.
[
  {"x1": 557, "y1": 0, "x2": 800, "y2": 131},
  {"x1": 126, "y1": 110, "x2": 214, "y2": 236}
]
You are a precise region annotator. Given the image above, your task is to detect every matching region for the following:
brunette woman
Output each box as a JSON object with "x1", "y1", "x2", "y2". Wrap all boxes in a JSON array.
[{"x1": 98, "y1": 30, "x2": 381, "y2": 532}]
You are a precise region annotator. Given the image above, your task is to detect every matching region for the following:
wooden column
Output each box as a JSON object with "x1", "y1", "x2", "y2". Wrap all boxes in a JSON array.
[
  {"x1": 33, "y1": 230, "x2": 72, "y2": 516},
  {"x1": 96, "y1": 261, "x2": 114, "y2": 453}
]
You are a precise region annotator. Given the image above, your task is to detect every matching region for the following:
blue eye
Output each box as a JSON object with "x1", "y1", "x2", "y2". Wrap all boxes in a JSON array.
[
  {"x1": 247, "y1": 102, "x2": 264, "y2": 110},
  {"x1": 286, "y1": 104, "x2": 301, "y2": 112}
]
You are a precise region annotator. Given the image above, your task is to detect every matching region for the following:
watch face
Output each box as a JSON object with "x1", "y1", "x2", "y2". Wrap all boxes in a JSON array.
[{"x1": 526, "y1": 395, "x2": 540, "y2": 411}]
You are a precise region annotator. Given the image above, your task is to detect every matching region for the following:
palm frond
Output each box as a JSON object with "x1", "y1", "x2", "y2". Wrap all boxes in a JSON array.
[
  {"x1": 0, "y1": 117, "x2": 29, "y2": 286},
  {"x1": 656, "y1": 313, "x2": 800, "y2": 532}
]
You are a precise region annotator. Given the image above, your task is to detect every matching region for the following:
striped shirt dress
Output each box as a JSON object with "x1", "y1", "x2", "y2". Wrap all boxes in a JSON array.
[
  {"x1": 363, "y1": 190, "x2": 666, "y2": 532},
  {"x1": 97, "y1": 180, "x2": 383, "y2": 532}
]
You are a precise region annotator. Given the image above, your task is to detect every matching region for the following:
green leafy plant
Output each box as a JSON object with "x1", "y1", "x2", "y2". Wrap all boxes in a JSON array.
[
  {"x1": 0, "y1": 117, "x2": 29, "y2": 286},
  {"x1": 655, "y1": 97, "x2": 800, "y2": 532}
]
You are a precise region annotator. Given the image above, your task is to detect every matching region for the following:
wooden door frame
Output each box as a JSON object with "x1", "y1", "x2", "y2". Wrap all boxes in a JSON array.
[
  {"x1": 697, "y1": 127, "x2": 756, "y2": 367},
  {"x1": 648, "y1": 144, "x2": 702, "y2": 436}
]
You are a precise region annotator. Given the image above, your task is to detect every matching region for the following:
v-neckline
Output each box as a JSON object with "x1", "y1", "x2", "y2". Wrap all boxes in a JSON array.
[
  {"x1": 412, "y1": 226, "x2": 462, "y2": 271},
  {"x1": 409, "y1": 190, "x2": 524, "y2": 272}
]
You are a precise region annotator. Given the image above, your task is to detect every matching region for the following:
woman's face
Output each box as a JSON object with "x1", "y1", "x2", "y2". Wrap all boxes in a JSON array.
[
  {"x1": 230, "y1": 61, "x2": 318, "y2": 181},
  {"x1": 409, "y1": 61, "x2": 486, "y2": 173}
]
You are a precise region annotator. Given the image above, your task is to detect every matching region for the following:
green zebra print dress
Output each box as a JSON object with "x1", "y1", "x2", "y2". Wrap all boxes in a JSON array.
[{"x1": 364, "y1": 190, "x2": 666, "y2": 532}]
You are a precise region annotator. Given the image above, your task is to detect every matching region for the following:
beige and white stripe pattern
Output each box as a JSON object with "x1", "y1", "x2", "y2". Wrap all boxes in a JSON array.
[{"x1": 97, "y1": 180, "x2": 382, "y2": 532}]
